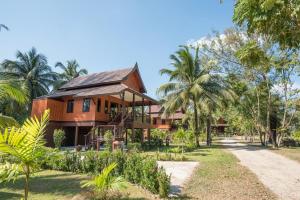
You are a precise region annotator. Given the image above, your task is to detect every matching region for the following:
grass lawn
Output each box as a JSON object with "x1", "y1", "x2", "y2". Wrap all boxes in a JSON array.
[
  {"x1": 147, "y1": 145, "x2": 276, "y2": 200},
  {"x1": 0, "y1": 170, "x2": 86, "y2": 200},
  {"x1": 0, "y1": 170, "x2": 156, "y2": 200},
  {"x1": 141, "y1": 144, "x2": 276, "y2": 199},
  {"x1": 270, "y1": 146, "x2": 300, "y2": 163},
  {"x1": 0, "y1": 145, "x2": 278, "y2": 200}
]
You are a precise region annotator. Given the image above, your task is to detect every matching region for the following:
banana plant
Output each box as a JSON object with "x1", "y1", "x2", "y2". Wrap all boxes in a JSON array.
[{"x1": 0, "y1": 110, "x2": 49, "y2": 200}]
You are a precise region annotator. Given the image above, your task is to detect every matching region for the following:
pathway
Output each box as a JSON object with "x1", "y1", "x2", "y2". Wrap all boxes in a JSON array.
[
  {"x1": 157, "y1": 161, "x2": 199, "y2": 195},
  {"x1": 220, "y1": 139, "x2": 300, "y2": 200}
]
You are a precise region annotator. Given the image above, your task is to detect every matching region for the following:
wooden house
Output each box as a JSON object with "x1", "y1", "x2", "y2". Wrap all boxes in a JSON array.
[
  {"x1": 149, "y1": 105, "x2": 185, "y2": 131},
  {"x1": 31, "y1": 64, "x2": 158, "y2": 149}
]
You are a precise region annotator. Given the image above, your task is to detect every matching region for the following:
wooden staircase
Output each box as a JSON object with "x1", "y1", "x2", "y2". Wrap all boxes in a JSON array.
[{"x1": 84, "y1": 110, "x2": 129, "y2": 150}]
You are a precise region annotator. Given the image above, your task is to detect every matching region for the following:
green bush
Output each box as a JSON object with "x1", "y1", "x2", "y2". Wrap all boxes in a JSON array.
[
  {"x1": 53, "y1": 129, "x2": 65, "y2": 149},
  {"x1": 151, "y1": 129, "x2": 167, "y2": 147},
  {"x1": 158, "y1": 167, "x2": 170, "y2": 198},
  {"x1": 127, "y1": 142, "x2": 142, "y2": 152},
  {"x1": 42, "y1": 150, "x2": 170, "y2": 196},
  {"x1": 140, "y1": 158, "x2": 159, "y2": 193},
  {"x1": 124, "y1": 153, "x2": 143, "y2": 184},
  {"x1": 292, "y1": 131, "x2": 300, "y2": 145}
]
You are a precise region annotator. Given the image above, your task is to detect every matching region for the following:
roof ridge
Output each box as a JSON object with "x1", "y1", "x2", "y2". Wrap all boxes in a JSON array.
[{"x1": 79, "y1": 66, "x2": 134, "y2": 78}]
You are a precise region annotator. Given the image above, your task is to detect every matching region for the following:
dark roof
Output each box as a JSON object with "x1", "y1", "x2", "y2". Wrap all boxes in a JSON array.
[
  {"x1": 59, "y1": 64, "x2": 146, "y2": 92},
  {"x1": 150, "y1": 105, "x2": 185, "y2": 119},
  {"x1": 38, "y1": 83, "x2": 158, "y2": 104},
  {"x1": 43, "y1": 84, "x2": 128, "y2": 99}
]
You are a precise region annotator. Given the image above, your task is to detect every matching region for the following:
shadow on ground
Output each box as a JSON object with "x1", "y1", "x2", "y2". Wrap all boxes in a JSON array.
[{"x1": 0, "y1": 171, "x2": 87, "y2": 199}]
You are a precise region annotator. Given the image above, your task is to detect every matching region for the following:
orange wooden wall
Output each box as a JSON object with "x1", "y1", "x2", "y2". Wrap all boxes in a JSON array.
[
  {"x1": 31, "y1": 95, "x2": 131, "y2": 122},
  {"x1": 122, "y1": 71, "x2": 143, "y2": 92},
  {"x1": 31, "y1": 70, "x2": 146, "y2": 122},
  {"x1": 152, "y1": 117, "x2": 172, "y2": 130}
]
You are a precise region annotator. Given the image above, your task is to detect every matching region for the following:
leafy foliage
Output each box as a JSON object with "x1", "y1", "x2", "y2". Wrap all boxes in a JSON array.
[
  {"x1": 42, "y1": 150, "x2": 170, "y2": 196},
  {"x1": 233, "y1": 0, "x2": 300, "y2": 49},
  {"x1": 53, "y1": 129, "x2": 65, "y2": 149},
  {"x1": 158, "y1": 45, "x2": 234, "y2": 146},
  {"x1": 0, "y1": 110, "x2": 49, "y2": 200},
  {"x1": 0, "y1": 48, "x2": 57, "y2": 114},
  {"x1": 81, "y1": 162, "x2": 126, "y2": 199},
  {"x1": 0, "y1": 80, "x2": 27, "y2": 127},
  {"x1": 54, "y1": 60, "x2": 88, "y2": 89}
]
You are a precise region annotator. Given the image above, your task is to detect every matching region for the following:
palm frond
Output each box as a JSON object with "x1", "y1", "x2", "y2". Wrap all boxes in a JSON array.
[
  {"x1": 0, "y1": 114, "x2": 19, "y2": 128},
  {"x1": 0, "y1": 110, "x2": 49, "y2": 162},
  {"x1": 81, "y1": 162, "x2": 126, "y2": 192}
]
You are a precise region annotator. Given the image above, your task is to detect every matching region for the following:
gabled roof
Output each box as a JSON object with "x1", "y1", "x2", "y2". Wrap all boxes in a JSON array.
[
  {"x1": 59, "y1": 63, "x2": 147, "y2": 93},
  {"x1": 37, "y1": 83, "x2": 157, "y2": 104},
  {"x1": 150, "y1": 105, "x2": 185, "y2": 119}
]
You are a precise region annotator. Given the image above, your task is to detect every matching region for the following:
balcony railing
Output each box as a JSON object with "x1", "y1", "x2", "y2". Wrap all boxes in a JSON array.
[{"x1": 127, "y1": 111, "x2": 151, "y2": 124}]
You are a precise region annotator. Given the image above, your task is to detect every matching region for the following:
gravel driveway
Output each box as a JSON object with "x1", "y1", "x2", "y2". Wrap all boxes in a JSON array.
[
  {"x1": 157, "y1": 161, "x2": 199, "y2": 195},
  {"x1": 221, "y1": 139, "x2": 300, "y2": 200}
]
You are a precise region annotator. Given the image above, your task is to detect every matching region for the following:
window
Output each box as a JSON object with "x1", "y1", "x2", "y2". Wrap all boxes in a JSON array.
[
  {"x1": 66, "y1": 100, "x2": 74, "y2": 113},
  {"x1": 105, "y1": 100, "x2": 109, "y2": 114},
  {"x1": 153, "y1": 118, "x2": 157, "y2": 125},
  {"x1": 82, "y1": 98, "x2": 91, "y2": 112},
  {"x1": 162, "y1": 119, "x2": 166, "y2": 125},
  {"x1": 97, "y1": 99, "x2": 101, "y2": 112}
]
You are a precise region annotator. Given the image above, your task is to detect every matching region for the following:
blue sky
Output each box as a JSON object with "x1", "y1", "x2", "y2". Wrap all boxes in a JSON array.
[{"x1": 0, "y1": 0, "x2": 234, "y2": 98}]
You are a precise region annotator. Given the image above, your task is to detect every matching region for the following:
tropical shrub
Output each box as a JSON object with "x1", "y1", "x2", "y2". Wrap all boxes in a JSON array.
[
  {"x1": 158, "y1": 167, "x2": 170, "y2": 198},
  {"x1": 123, "y1": 153, "x2": 143, "y2": 184},
  {"x1": 81, "y1": 162, "x2": 126, "y2": 200},
  {"x1": 292, "y1": 130, "x2": 300, "y2": 145},
  {"x1": 42, "y1": 150, "x2": 170, "y2": 196},
  {"x1": 127, "y1": 142, "x2": 142, "y2": 152},
  {"x1": 151, "y1": 128, "x2": 167, "y2": 146},
  {"x1": 140, "y1": 158, "x2": 159, "y2": 193},
  {"x1": 0, "y1": 110, "x2": 49, "y2": 200},
  {"x1": 174, "y1": 128, "x2": 186, "y2": 154},
  {"x1": 53, "y1": 129, "x2": 65, "y2": 149}
]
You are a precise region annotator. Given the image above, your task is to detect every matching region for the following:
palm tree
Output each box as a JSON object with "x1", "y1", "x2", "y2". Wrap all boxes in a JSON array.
[
  {"x1": 0, "y1": 47, "x2": 57, "y2": 114},
  {"x1": 81, "y1": 162, "x2": 126, "y2": 198},
  {"x1": 158, "y1": 46, "x2": 234, "y2": 146},
  {"x1": 0, "y1": 80, "x2": 27, "y2": 127},
  {"x1": 0, "y1": 110, "x2": 49, "y2": 200},
  {"x1": 54, "y1": 60, "x2": 88, "y2": 89}
]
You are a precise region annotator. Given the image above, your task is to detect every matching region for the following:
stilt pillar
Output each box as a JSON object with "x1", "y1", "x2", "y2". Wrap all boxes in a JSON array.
[{"x1": 75, "y1": 126, "x2": 79, "y2": 146}]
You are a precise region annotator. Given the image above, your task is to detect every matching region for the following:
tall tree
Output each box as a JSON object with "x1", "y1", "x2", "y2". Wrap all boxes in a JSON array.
[
  {"x1": 0, "y1": 47, "x2": 57, "y2": 115},
  {"x1": 233, "y1": 0, "x2": 300, "y2": 50},
  {"x1": 54, "y1": 60, "x2": 88, "y2": 89},
  {"x1": 0, "y1": 80, "x2": 27, "y2": 127},
  {"x1": 158, "y1": 46, "x2": 232, "y2": 146}
]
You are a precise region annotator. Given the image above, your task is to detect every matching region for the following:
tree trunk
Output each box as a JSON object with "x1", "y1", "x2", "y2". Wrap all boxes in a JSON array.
[
  {"x1": 264, "y1": 75, "x2": 273, "y2": 147},
  {"x1": 24, "y1": 165, "x2": 30, "y2": 200},
  {"x1": 193, "y1": 99, "x2": 200, "y2": 147},
  {"x1": 206, "y1": 112, "x2": 212, "y2": 146}
]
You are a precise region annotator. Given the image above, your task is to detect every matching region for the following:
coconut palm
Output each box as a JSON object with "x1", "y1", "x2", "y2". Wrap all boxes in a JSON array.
[
  {"x1": 0, "y1": 80, "x2": 27, "y2": 127},
  {"x1": 158, "y1": 46, "x2": 234, "y2": 146},
  {"x1": 0, "y1": 47, "x2": 57, "y2": 114},
  {"x1": 0, "y1": 110, "x2": 49, "y2": 200},
  {"x1": 54, "y1": 60, "x2": 88, "y2": 89}
]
